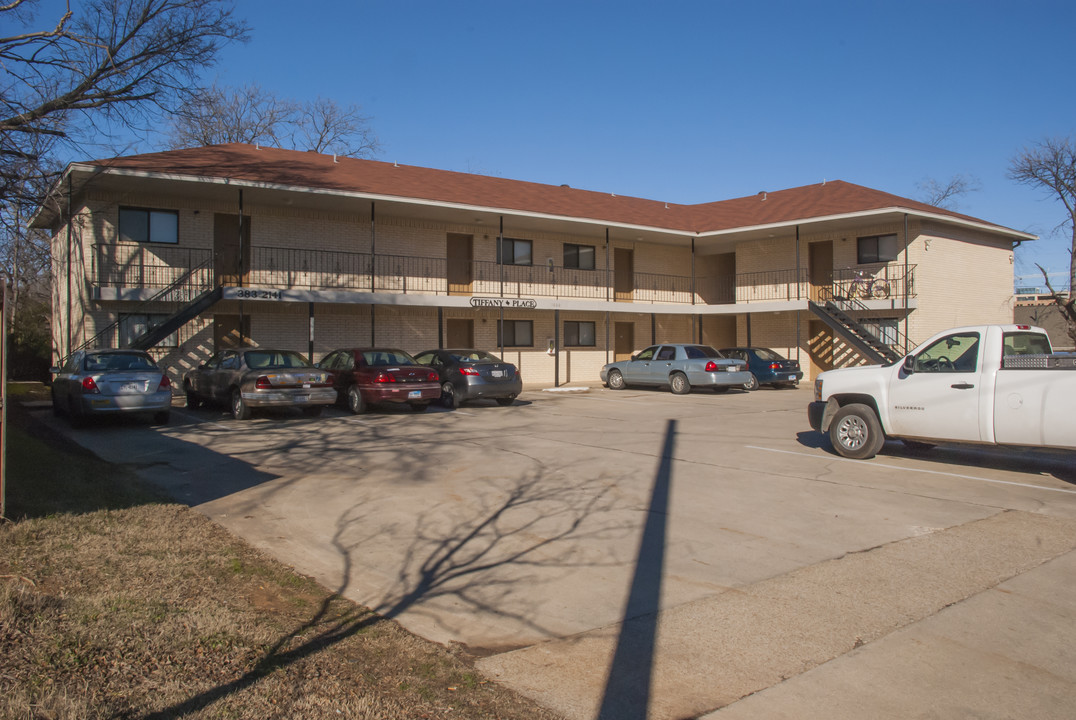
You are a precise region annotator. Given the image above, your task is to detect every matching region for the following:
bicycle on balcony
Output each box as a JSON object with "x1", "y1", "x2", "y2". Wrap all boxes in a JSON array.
[{"x1": 846, "y1": 269, "x2": 891, "y2": 299}]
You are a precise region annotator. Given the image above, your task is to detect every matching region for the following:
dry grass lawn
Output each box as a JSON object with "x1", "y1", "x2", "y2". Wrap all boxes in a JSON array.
[{"x1": 0, "y1": 389, "x2": 560, "y2": 719}]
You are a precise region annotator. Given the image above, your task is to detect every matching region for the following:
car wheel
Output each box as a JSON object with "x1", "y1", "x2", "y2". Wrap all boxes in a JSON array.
[
  {"x1": 302, "y1": 406, "x2": 323, "y2": 417},
  {"x1": 152, "y1": 411, "x2": 170, "y2": 425},
  {"x1": 410, "y1": 402, "x2": 429, "y2": 413},
  {"x1": 607, "y1": 369, "x2": 626, "y2": 390},
  {"x1": 346, "y1": 385, "x2": 365, "y2": 415},
  {"x1": 185, "y1": 383, "x2": 201, "y2": 409},
  {"x1": 496, "y1": 397, "x2": 515, "y2": 406},
  {"x1": 828, "y1": 403, "x2": 885, "y2": 459},
  {"x1": 670, "y1": 372, "x2": 691, "y2": 395},
  {"x1": 743, "y1": 373, "x2": 760, "y2": 391},
  {"x1": 441, "y1": 381, "x2": 459, "y2": 409},
  {"x1": 231, "y1": 389, "x2": 252, "y2": 420}
]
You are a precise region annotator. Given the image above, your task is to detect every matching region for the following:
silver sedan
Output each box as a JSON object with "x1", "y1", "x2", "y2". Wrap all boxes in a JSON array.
[
  {"x1": 600, "y1": 344, "x2": 751, "y2": 394},
  {"x1": 50, "y1": 349, "x2": 173, "y2": 425}
]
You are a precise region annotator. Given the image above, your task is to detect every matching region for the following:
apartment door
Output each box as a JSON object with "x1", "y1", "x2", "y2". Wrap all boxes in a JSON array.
[
  {"x1": 446, "y1": 318, "x2": 474, "y2": 347},
  {"x1": 808, "y1": 320, "x2": 833, "y2": 378},
  {"x1": 214, "y1": 314, "x2": 250, "y2": 351},
  {"x1": 614, "y1": 322, "x2": 635, "y2": 361},
  {"x1": 614, "y1": 248, "x2": 634, "y2": 302},
  {"x1": 214, "y1": 214, "x2": 251, "y2": 286},
  {"x1": 446, "y1": 233, "x2": 473, "y2": 295},
  {"x1": 808, "y1": 241, "x2": 833, "y2": 302}
]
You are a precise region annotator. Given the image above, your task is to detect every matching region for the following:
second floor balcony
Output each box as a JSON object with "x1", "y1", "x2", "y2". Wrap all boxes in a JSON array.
[{"x1": 90, "y1": 243, "x2": 917, "y2": 309}]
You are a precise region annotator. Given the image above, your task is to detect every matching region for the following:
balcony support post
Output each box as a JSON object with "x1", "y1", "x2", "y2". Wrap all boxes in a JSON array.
[{"x1": 370, "y1": 202, "x2": 376, "y2": 292}]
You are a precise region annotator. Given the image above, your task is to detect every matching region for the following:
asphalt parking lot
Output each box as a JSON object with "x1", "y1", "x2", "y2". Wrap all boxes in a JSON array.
[{"x1": 34, "y1": 385, "x2": 1076, "y2": 720}]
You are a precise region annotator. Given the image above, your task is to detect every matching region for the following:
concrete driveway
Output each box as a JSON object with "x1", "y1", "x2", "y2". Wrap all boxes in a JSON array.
[{"x1": 34, "y1": 385, "x2": 1076, "y2": 719}]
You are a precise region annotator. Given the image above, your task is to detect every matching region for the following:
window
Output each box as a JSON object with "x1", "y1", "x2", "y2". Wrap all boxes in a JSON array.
[
  {"x1": 498, "y1": 320, "x2": 533, "y2": 347},
  {"x1": 656, "y1": 346, "x2": 677, "y2": 361},
  {"x1": 684, "y1": 345, "x2": 720, "y2": 359},
  {"x1": 564, "y1": 243, "x2": 596, "y2": 270},
  {"x1": 497, "y1": 237, "x2": 532, "y2": 265},
  {"x1": 633, "y1": 347, "x2": 656, "y2": 361},
  {"x1": 564, "y1": 321, "x2": 596, "y2": 346},
  {"x1": 1003, "y1": 332, "x2": 1052, "y2": 356},
  {"x1": 860, "y1": 318, "x2": 900, "y2": 346},
  {"x1": 913, "y1": 332, "x2": 980, "y2": 373},
  {"x1": 119, "y1": 207, "x2": 179, "y2": 244},
  {"x1": 119, "y1": 314, "x2": 177, "y2": 347},
  {"x1": 857, "y1": 233, "x2": 898, "y2": 263}
]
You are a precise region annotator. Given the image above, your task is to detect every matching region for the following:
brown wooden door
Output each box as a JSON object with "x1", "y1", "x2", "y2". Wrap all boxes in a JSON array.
[
  {"x1": 214, "y1": 314, "x2": 250, "y2": 351},
  {"x1": 447, "y1": 233, "x2": 473, "y2": 295},
  {"x1": 614, "y1": 322, "x2": 635, "y2": 361},
  {"x1": 808, "y1": 241, "x2": 833, "y2": 302},
  {"x1": 214, "y1": 214, "x2": 251, "y2": 287},
  {"x1": 446, "y1": 318, "x2": 474, "y2": 347},
  {"x1": 614, "y1": 248, "x2": 634, "y2": 302},
  {"x1": 808, "y1": 320, "x2": 833, "y2": 378}
]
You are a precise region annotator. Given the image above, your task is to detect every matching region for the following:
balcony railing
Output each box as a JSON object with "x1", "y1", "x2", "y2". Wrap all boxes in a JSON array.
[{"x1": 92, "y1": 244, "x2": 917, "y2": 307}]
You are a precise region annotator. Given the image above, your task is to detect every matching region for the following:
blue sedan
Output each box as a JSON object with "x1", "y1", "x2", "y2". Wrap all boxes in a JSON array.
[
  {"x1": 600, "y1": 344, "x2": 750, "y2": 394},
  {"x1": 718, "y1": 347, "x2": 803, "y2": 390}
]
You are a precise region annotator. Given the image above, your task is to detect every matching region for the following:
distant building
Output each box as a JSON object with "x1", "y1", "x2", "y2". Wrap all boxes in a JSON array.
[{"x1": 1015, "y1": 294, "x2": 1074, "y2": 351}]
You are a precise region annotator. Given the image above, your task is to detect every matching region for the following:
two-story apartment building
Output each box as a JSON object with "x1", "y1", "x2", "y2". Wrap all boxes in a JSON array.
[{"x1": 33, "y1": 143, "x2": 1034, "y2": 389}]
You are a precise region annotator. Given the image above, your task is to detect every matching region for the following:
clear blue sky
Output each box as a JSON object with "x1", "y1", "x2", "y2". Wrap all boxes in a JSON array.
[{"x1": 173, "y1": 0, "x2": 1076, "y2": 287}]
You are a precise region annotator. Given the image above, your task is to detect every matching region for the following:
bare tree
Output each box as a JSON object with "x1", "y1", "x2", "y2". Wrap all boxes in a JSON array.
[
  {"x1": 916, "y1": 174, "x2": 981, "y2": 210},
  {"x1": 0, "y1": 0, "x2": 248, "y2": 369},
  {"x1": 1009, "y1": 136, "x2": 1076, "y2": 345},
  {"x1": 168, "y1": 84, "x2": 380, "y2": 158}
]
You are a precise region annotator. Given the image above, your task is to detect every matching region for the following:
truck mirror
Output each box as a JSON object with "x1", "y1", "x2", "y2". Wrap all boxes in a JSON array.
[{"x1": 902, "y1": 355, "x2": 915, "y2": 374}]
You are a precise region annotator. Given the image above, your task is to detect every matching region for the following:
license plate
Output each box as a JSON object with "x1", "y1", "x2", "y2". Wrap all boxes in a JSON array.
[
  {"x1": 408, "y1": 390, "x2": 421, "y2": 399},
  {"x1": 119, "y1": 383, "x2": 140, "y2": 393},
  {"x1": 491, "y1": 370, "x2": 504, "y2": 378},
  {"x1": 788, "y1": 375, "x2": 797, "y2": 381},
  {"x1": 295, "y1": 395, "x2": 309, "y2": 403}
]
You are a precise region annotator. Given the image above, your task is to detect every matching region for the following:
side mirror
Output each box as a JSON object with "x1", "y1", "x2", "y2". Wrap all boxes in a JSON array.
[{"x1": 902, "y1": 356, "x2": 915, "y2": 374}]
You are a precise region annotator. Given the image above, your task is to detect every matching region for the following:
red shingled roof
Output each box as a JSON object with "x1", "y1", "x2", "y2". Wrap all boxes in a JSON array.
[{"x1": 81, "y1": 143, "x2": 1019, "y2": 236}]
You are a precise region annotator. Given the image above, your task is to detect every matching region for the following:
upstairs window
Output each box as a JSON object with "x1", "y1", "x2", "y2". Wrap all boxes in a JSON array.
[
  {"x1": 857, "y1": 233, "x2": 898, "y2": 264},
  {"x1": 497, "y1": 237, "x2": 532, "y2": 265},
  {"x1": 119, "y1": 208, "x2": 179, "y2": 244},
  {"x1": 564, "y1": 243, "x2": 596, "y2": 270}
]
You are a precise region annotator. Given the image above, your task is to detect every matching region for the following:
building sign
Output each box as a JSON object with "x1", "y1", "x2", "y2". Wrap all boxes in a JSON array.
[{"x1": 469, "y1": 297, "x2": 537, "y2": 309}]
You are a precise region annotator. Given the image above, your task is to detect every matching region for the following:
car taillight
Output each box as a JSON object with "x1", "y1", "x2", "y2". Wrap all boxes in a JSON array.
[
  {"x1": 769, "y1": 363, "x2": 782, "y2": 370},
  {"x1": 81, "y1": 376, "x2": 100, "y2": 393},
  {"x1": 255, "y1": 376, "x2": 272, "y2": 389},
  {"x1": 374, "y1": 371, "x2": 396, "y2": 383},
  {"x1": 158, "y1": 376, "x2": 171, "y2": 391},
  {"x1": 704, "y1": 361, "x2": 718, "y2": 372},
  {"x1": 427, "y1": 370, "x2": 438, "y2": 382},
  {"x1": 459, "y1": 366, "x2": 480, "y2": 376}
]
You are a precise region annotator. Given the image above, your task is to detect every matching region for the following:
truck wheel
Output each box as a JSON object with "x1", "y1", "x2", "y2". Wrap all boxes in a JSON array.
[{"x1": 829, "y1": 403, "x2": 885, "y2": 459}]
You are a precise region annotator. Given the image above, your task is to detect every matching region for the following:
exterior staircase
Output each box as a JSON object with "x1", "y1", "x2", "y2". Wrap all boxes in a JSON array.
[
  {"x1": 808, "y1": 298, "x2": 906, "y2": 365},
  {"x1": 128, "y1": 286, "x2": 223, "y2": 350}
]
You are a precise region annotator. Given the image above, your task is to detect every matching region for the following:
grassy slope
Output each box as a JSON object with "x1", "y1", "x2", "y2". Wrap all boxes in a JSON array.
[{"x1": 0, "y1": 395, "x2": 560, "y2": 720}]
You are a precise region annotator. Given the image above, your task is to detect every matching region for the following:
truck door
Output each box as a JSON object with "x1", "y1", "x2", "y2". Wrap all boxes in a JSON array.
[{"x1": 887, "y1": 331, "x2": 983, "y2": 442}]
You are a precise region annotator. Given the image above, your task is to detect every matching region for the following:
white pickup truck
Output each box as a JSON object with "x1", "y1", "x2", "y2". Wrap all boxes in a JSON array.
[{"x1": 807, "y1": 324, "x2": 1076, "y2": 459}]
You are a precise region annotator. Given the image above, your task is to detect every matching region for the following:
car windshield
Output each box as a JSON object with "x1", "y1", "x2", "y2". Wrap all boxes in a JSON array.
[
  {"x1": 450, "y1": 350, "x2": 500, "y2": 363},
  {"x1": 244, "y1": 350, "x2": 311, "y2": 369},
  {"x1": 753, "y1": 348, "x2": 784, "y2": 361},
  {"x1": 363, "y1": 350, "x2": 417, "y2": 367},
  {"x1": 683, "y1": 345, "x2": 721, "y2": 359},
  {"x1": 84, "y1": 353, "x2": 158, "y2": 372}
]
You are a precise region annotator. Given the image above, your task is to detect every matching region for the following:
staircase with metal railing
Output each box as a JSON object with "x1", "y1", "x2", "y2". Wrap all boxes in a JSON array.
[
  {"x1": 76, "y1": 257, "x2": 218, "y2": 352},
  {"x1": 808, "y1": 291, "x2": 908, "y2": 365}
]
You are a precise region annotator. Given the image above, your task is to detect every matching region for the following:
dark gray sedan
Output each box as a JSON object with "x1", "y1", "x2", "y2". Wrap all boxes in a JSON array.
[
  {"x1": 413, "y1": 348, "x2": 522, "y2": 408},
  {"x1": 184, "y1": 348, "x2": 336, "y2": 420},
  {"x1": 50, "y1": 349, "x2": 173, "y2": 425},
  {"x1": 600, "y1": 344, "x2": 750, "y2": 394}
]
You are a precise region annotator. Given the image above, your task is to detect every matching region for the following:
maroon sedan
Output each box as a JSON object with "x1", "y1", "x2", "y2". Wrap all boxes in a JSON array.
[{"x1": 317, "y1": 348, "x2": 440, "y2": 413}]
